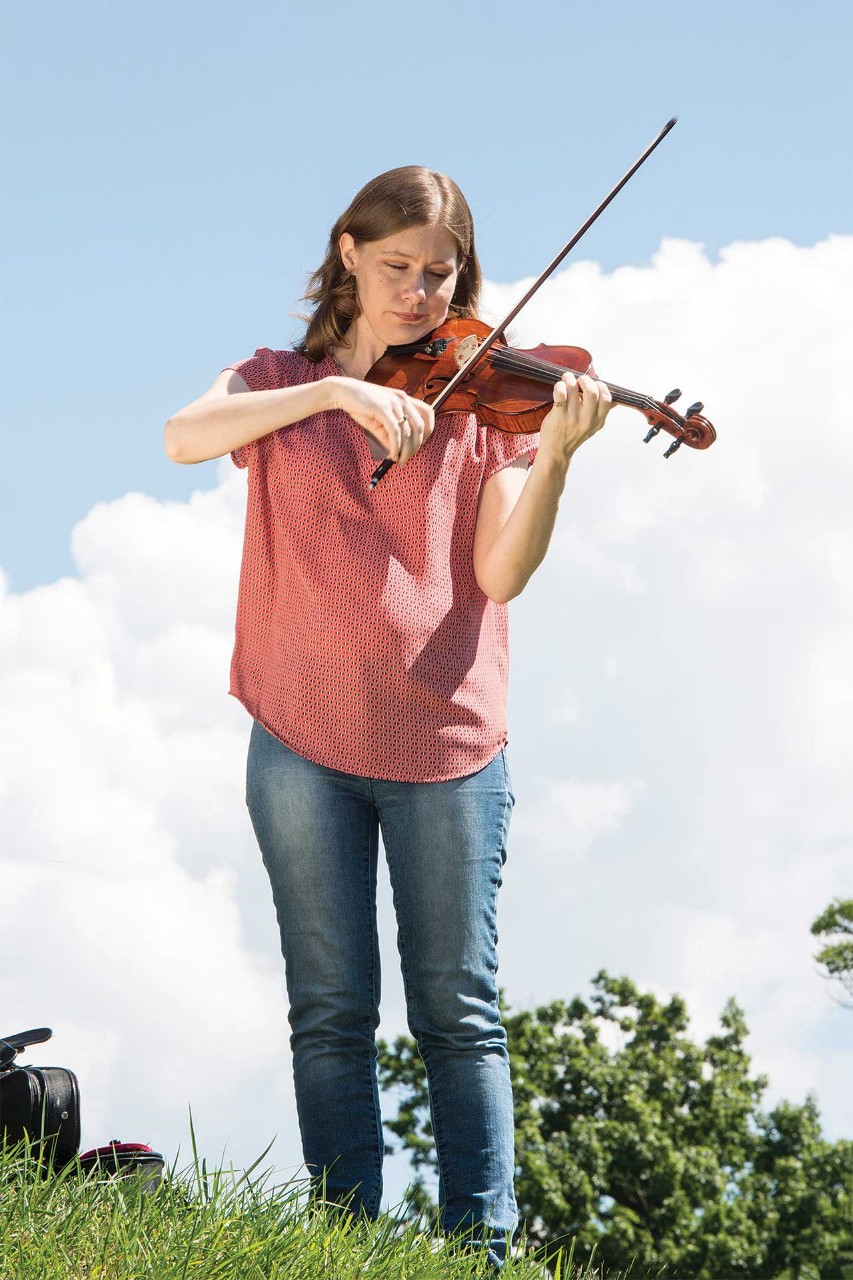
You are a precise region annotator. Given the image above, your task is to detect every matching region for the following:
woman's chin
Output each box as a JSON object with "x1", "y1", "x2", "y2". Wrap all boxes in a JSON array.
[{"x1": 385, "y1": 317, "x2": 438, "y2": 345}]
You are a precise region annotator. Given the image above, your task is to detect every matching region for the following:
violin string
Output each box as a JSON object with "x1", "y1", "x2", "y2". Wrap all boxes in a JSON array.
[
  {"x1": 488, "y1": 347, "x2": 659, "y2": 414},
  {"x1": 489, "y1": 347, "x2": 642, "y2": 404},
  {"x1": 493, "y1": 356, "x2": 644, "y2": 408}
]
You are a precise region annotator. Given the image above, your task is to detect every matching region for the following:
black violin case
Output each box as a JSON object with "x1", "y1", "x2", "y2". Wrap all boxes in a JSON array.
[
  {"x1": 2, "y1": 1026, "x2": 164, "y2": 1187},
  {"x1": 1, "y1": 1026, "x2": 81, "y2": 1169}
]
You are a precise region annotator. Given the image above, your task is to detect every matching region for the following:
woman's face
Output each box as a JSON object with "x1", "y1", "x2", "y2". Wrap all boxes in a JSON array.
[{"x1": 339, "y1": 223, "x2": 460, "y2": 348}]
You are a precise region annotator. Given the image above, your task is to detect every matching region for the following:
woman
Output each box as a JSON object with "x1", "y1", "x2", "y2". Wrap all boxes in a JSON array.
[{"x1": 164, "y1": 166, "x2": 611, "y2": 1269}]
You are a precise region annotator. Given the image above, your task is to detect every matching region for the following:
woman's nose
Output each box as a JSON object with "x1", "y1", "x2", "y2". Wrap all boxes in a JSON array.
[{"x1": 401, "y1": 275, "x2": 427, "y2": 302}]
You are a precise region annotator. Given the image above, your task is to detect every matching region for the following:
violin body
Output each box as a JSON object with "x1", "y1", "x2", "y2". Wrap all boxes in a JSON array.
[
  {"x1": 367, "y1": 318, "x2": 594, "y2": 436},
  {"x1": 366, "y1": 317, "x2": 716, "y2": 452}
]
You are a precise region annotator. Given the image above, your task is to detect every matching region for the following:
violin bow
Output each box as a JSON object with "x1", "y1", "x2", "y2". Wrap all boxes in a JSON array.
[{"x1": 370, "y1": 116, "x2": 678, "y2": 491}]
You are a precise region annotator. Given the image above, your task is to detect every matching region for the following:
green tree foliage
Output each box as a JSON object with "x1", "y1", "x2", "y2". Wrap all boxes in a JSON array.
[
  {"x1": 811, "y1": 898, "x2": 853, "y2": 1007},
  {"x1": 377, "y1": 972, "x2": 853, "y2": 1278}
]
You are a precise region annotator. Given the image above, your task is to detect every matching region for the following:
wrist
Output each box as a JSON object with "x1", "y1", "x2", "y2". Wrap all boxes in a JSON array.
[
  {"x1": 321, "y1": 375, "x2": 345, "y2": 412},
  {"x1": 534, "y1": 444, "x2": 572, "y2": 486}
]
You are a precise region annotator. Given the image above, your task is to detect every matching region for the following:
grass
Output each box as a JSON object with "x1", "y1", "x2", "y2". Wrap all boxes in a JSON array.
[{"x1": 0, "y1": 1121, "x2": 611, "y2": 1280}]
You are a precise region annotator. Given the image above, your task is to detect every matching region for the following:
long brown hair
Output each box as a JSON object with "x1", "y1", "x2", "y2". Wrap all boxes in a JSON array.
[{"x1": 297, "y1": 166, "x2": 482, "y2": 362}]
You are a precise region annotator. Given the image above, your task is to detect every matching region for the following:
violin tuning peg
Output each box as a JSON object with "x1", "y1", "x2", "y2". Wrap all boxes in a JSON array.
[
  {"x1": 685, "y1": 401, "x2": 704, "y2": 417},
  {"x1": 664, "y1": 388, "x2": 681, "y2": 405},
  {"x1": 663, "y1": 439, "x2": 682, "y2": 459},
  {"x1": 643, "y1": 424, "x2": 661, "y2": 444}
]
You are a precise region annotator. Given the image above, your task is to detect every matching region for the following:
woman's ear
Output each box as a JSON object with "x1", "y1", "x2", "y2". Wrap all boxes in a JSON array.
[{"x1": 338, "y1": 232, "x2": 357, "y2": 273}]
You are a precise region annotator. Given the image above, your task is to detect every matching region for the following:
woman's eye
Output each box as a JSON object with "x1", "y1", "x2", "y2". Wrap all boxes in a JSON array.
[{"x1": 385, "y1": 263, "x2": 451, "y2": 281}]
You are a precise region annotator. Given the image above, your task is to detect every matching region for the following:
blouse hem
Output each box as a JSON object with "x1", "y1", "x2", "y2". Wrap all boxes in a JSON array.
[{"x1": 228, "y1": 690, "x2": 508, "y2": 783}]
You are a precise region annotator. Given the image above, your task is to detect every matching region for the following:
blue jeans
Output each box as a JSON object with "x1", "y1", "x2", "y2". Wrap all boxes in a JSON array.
[{"x1": 245, "y1": 720, "x2": 519, "y2": 1267}]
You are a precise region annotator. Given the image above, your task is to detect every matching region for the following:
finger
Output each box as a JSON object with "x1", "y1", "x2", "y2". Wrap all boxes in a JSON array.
[
  {"x1": 396, "y1": 402, "x2": 426, "y2": 467},
  {"x1": 403, "y1": 396, "x2": 432, "y2": 437},
  {"x1": 394, "y1": 405, "x2": 416, "y2": 467},
  {"x1": 413, "y1": 397, "x2": 436, "y2": 438},
  {"x1": 596, "y1": 380, "x2": 613, "y2": 430},
  {"x1": 400, "y1": 397, "x2": 434, "y2": 465},
  {"x1": 577, "y1": 373, "x2": 600, "y2": 404},
  {"x1": 383, "y1": 407, "x2": 404, "y2": 463},
  {"x1": 578, "y1": 375, "x2": 602, "y2": 420},
  {"x1": 403, "y1": 396, "x2": 428, "y2": 441},
  {"x1": 554, "y1": 373, "x2": 575, "y2": 406},
  {"x1": 398, "y1": 411, "x2": 414, "y2": 465}
]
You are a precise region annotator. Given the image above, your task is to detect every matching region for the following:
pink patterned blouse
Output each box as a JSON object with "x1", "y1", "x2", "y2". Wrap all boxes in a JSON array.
[{"x1": 222, "y1": 346, "x2": 539, "y2": 782}]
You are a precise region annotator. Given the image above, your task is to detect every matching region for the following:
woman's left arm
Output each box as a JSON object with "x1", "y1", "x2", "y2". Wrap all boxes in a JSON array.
[{"x1": 473, "y1": 372, "x2": 612, "y2": 604}]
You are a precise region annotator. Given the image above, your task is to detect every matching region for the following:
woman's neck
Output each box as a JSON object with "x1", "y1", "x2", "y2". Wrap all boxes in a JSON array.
[{"x1": 330, "y1": 319, "x2": 385, "y2": 380}]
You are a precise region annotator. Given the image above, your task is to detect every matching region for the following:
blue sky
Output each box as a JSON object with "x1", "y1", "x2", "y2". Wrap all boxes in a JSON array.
[
  {"x1": 3, "y1": 0, "x2": 851, "y2": 1203},
  {"x1": 4, "y1": 0, "x2": 851, "y2": 590}
]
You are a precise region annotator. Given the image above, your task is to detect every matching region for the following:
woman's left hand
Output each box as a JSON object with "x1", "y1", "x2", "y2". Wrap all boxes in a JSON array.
[{"x1": 538, "y1": 371, "x2": 613, "y2": 464}]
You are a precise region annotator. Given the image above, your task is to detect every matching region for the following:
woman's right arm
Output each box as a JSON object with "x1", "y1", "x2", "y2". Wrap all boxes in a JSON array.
[
  {"x1": 164, "y1": 372, "x2": 434, "y2": 466},
  {"x1": 164, "y1": 371, "x2": 340, "y2": 465}
]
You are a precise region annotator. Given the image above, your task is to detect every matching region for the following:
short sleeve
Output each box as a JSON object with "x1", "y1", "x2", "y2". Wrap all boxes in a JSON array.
[
  {"x1": 482, "y1": 427, "x2": 539, "y2": 484},
  {"x1": 220, "y1": 347, "x2": 285, "y2": 469}
]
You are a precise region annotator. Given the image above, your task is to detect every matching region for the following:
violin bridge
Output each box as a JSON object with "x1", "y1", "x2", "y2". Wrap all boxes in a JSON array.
[{"x1": 454, "y1": 334, "x2": 483, "y2": 370}]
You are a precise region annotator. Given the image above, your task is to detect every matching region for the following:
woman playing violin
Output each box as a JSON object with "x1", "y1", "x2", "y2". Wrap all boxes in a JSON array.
[{"x1": 163, "y1": 165, "x2": 613, "y2": 1269}]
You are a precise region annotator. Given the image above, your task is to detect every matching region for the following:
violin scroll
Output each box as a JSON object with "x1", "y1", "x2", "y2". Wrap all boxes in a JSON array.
[{"x1": 642, "y1": 393, "x2": 716, "y2": 458}]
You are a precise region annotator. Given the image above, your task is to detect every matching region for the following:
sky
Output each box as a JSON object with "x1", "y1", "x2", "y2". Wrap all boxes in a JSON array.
[{"x1": 3, "y1": 0, "x2": 852, "y2": 1216}]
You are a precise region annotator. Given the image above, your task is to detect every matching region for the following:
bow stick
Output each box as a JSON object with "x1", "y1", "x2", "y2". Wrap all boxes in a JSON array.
[{"x1": 370, "y1": 116, "x2": 678, "y2": 491}]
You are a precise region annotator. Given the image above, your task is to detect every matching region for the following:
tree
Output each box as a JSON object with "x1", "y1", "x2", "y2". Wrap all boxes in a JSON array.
[
  {"x1": 377, "y1": 972, "x2": 853, "y2": 1278},
  {"x1": 811, "y1": 898, "x2": 853, "y2": 1008}
]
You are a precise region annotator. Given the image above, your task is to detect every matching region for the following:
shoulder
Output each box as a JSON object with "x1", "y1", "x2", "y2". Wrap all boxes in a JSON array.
[{"x1": 225, "y1": 346, "x2": 321, "y2": 392}]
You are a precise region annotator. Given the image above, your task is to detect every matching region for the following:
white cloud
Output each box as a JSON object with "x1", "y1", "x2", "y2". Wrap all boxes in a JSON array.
[
  {"x1": 1, "y1": 236, "x2": 851, "y2": 1214},
  {"x1": 511, "y1": 778, "x2": 645, "y2": 866}
]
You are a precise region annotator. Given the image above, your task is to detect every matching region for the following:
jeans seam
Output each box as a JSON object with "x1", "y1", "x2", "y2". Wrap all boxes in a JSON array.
[
  {"x1": 362, "y1": 798, "x2": 383, "y2": 1216},
  {"x1": 426, "y1": 1056, "x2": 454, "y2": 1220},
  {"x1": 382, "y1": 827, "x2": 455, "y2": 1212}
]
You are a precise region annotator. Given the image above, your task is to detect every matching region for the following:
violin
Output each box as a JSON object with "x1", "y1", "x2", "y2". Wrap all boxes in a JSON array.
[
  {"x1": 367, "y1": 116, "x2": 717, "y2": 491},
  {"x1": 365, "y1": 315, "x2": 715, "y2": 473}
]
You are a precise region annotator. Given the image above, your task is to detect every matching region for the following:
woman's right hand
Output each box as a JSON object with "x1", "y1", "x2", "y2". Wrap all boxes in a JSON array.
[{"x1": 326, "y1": 376, "x2": 435, "y2": 468}]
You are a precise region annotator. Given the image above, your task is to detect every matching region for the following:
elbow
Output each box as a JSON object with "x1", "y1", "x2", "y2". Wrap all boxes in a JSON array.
[
  {"x1": 474, "y1": 550, "x2": 524, "y2": 604},
  {"x1": 164, "y1": 416, "x2": 188, "y2": 464},
  {"x1": 480, "y1": 576, "x2": 525, "y2": 605},
  {"x1": 475, "y1": 571, "x2": 514, "y2": 606}
]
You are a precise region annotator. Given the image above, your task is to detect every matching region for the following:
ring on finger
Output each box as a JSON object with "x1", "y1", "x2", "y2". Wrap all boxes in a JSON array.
[{"x1": 398, "y1": 413, "x2": 411, "y2": 434}]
